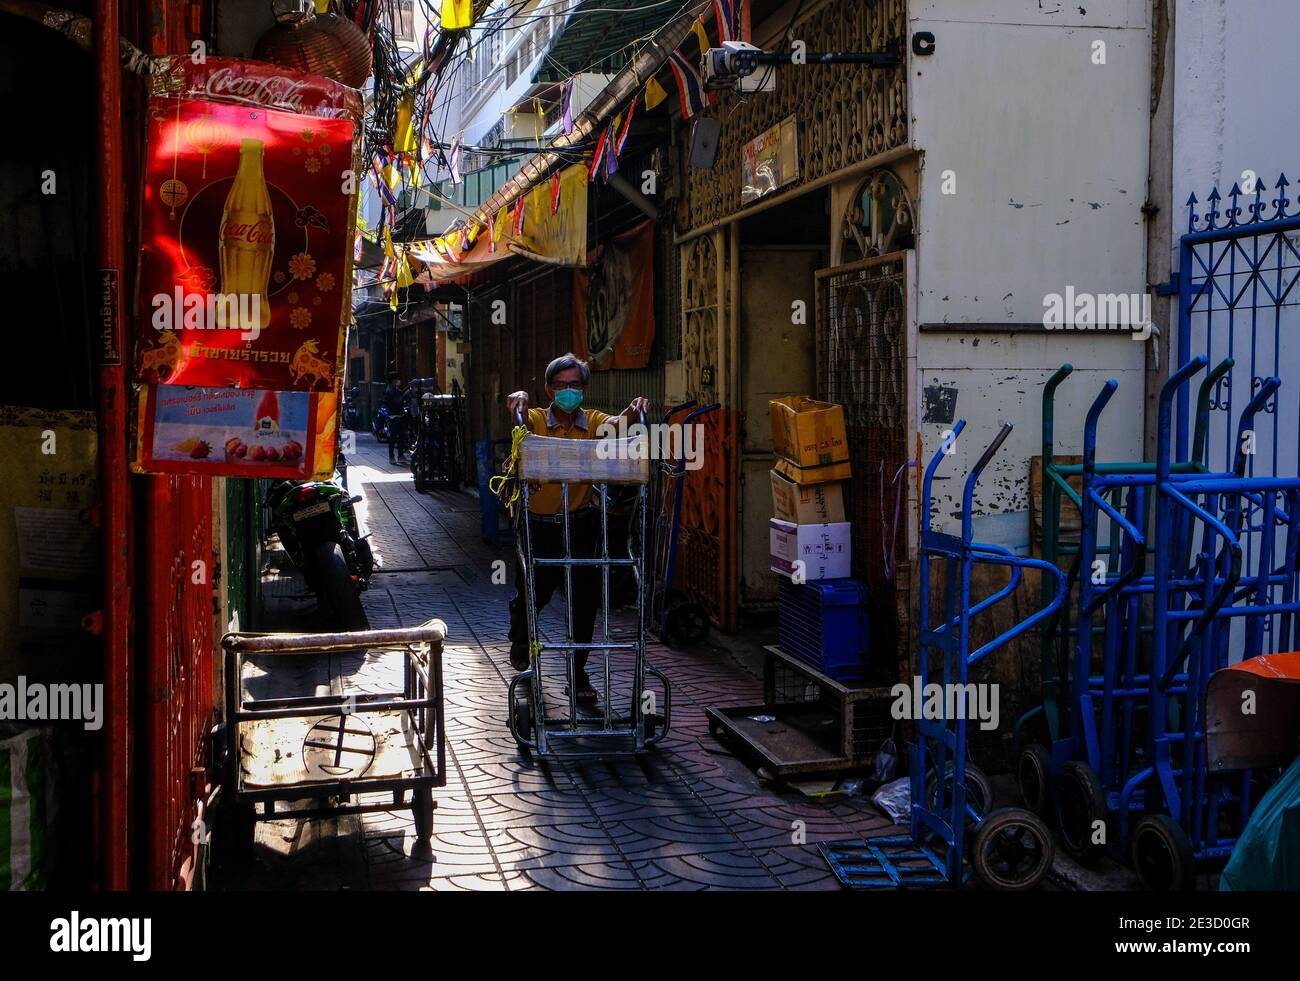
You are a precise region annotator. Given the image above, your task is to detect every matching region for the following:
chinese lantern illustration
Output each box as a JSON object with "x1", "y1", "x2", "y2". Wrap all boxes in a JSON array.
[{"x1": 184, "y1": 110, "x2": 223, "y2": 180}]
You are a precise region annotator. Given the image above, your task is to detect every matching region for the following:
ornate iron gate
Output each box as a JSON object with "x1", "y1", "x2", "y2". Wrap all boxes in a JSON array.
[
  {"x1": 1176, "y1": 176, "x2": 1300, "y2": 656},
  {"x1": 815, "y1": 254, "x2": 909, "y2": 675},
  {"x1": 678, "y1": 232, "x2": 738, "y2": 629}
]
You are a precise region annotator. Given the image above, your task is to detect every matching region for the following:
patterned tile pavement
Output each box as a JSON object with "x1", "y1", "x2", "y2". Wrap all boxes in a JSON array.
[{"x1": 235, "y1": 433, "x2": 895, "y2": 890}]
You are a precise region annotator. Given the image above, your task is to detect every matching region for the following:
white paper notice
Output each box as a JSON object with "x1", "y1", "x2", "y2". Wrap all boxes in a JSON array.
[{"x1": 14, "y1": 506, "x2": 96, "y2": 578}]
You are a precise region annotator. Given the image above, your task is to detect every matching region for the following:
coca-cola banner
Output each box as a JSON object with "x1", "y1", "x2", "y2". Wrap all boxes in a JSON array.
[{"x1": 135, "y1": 58, "x2": 361, "y2": 392}]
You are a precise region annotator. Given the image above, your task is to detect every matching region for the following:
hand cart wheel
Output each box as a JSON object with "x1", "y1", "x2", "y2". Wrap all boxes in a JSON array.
[
  {"x1": 971, "y1": 806, "x2": 1055, "y2": 891},
  {"x1": 1017, "y1": 743, "x2": 1054, "y2": 815},
  {"x1": 1131, "y1": 813, "x2": 1195, "y2": 892},
  {"x1": 511, "y1": 692, "x2": 533, "y2": 750},
  {"x1": 1054, "y1": 760, "x2": 1108, "y2": 865},
  {"x1": 926, "y1": 762, "x2": 993, "y2": 818},
  {"x1": 666, "y1": 601, "x2": 710, "y2": 647},
  {"x1": 411, "y1": 786, "x2": 434, "y2": 843}
]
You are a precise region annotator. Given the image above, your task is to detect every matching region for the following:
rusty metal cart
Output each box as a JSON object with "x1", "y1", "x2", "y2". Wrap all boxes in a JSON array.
[{"x1": 221, "y1": 621, "x2": 447, "y2": 849}]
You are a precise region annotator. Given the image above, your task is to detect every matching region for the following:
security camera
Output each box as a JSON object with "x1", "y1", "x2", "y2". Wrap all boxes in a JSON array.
[{"x1": 702, "y1": 42, "x2": 776, "y2": 94}]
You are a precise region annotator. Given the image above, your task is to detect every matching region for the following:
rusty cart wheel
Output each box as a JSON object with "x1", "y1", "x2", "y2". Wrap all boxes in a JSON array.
[
  {"x1": 1018, "y1": 743, "x2": 1054, "y2": 815},
  {"x1": 972, "y1": 806, "x2": 1055, "y2": 891},
  {"x1": 1054, "y1": 760, "x2": 1108, "y2": 866},
  {"x1": 1132, "y1": 813, "x2": 1195, "y2": 892},
  {"x1": 411, "y1": 786, "x2": 434, "y2": 843}
]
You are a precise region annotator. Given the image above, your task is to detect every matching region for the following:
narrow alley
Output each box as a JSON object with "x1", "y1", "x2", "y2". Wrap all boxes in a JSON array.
[{"x1": 235, "y1": 431, "x2": 892, "y2": 891}]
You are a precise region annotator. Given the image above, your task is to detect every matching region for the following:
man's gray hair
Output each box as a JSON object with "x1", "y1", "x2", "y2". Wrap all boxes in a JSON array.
[{"x1": 545, "y1": 353, "x2": 590, "y2": 386}]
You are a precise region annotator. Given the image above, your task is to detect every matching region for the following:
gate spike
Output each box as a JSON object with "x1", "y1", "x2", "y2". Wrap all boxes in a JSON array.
[
  {"x1": 1273, "y1": 173, "x2": 1290, "y2": 219},
  {"x1": 1186, "y1": 191, "x2": 1198, "y2": 231},
  {"x1": 1226, "y1": 183, "x2": 1242, "y2": 225}
]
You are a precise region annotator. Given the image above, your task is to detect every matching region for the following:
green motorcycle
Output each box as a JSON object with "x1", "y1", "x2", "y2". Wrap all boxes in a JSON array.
[{"x1": 268, "y1": 479, "x2": 374, "y2": 631}]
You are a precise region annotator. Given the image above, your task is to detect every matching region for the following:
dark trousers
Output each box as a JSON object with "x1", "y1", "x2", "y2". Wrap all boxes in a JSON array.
[
  {"x1": 509, "y1": 510, "x2": 601, "y2": 674},
  {"x1": 388, "y1": 415, "x2": 408, "y2": 461}
]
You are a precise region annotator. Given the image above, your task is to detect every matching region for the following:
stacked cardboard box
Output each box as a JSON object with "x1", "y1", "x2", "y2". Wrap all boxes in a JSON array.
[{"x1": 767, "y1": 396, "x2": 851, "y2": 582}]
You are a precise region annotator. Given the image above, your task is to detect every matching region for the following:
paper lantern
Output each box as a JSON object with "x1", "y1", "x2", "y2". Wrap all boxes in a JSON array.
[{"x1": 254, "y1": 2, "x2": 372, "y2": 89}]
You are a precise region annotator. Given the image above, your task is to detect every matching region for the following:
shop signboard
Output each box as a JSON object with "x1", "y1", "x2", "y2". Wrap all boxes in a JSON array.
[{"x1": 740, "y1": 115, "x2": 799, "y2": 205}]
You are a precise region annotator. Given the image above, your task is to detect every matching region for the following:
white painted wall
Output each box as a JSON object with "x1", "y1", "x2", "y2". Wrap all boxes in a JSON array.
[
  {"x1": 1170, "y1": 0, "x2": 1300, "y2": 490},
  {"x1": 906, "y1": 0, "x2": 1152, "y2": 547}
]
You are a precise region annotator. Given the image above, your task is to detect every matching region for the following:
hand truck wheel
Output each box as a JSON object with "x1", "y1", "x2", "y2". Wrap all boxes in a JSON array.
[
  {"x1": 411, "y1": 786, "x2": 434, "y2": 843},
  {"x1": 1017, "y1": 743, "x2": 1054, "y2": 816},
  {"x1": 1054, "y1": 760, "x2": 1108, "y2": 866},
  {"x1": 512, "y1": 694, "x2": 533, "y2": 750},
  {"x1": 666, "y1": 602, "x2": 710, "y2": 647},
  {"x1": 927, "y1": 761, "x2": 993, "y2": 818},
  {"x1": 971, "y1": 806, "x2": 1055, "y2": 891},
  {"x1": 1131, "y1": 813, "x2": 1195, "y2": 892}
]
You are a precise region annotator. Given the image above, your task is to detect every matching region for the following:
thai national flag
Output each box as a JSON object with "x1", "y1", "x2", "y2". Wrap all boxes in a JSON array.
[
  {"x1": 666, "y1": 50, "x2": 707, "y2": 118},
  {"x1": 513, "y1": 197, "x2": 526, "y2": 237},
  {"x1": 608, "y1": 98, "x2": 637, "y2": 176},
  {"x1": 588, "y1": 125, "x2": 610, "y2": 180},
  {"x1": 713, "y1": 0, "x2": 739, "y2": 42},
  {"x1": 370, "y1": 156, "x2": 398, "y2": 207}
]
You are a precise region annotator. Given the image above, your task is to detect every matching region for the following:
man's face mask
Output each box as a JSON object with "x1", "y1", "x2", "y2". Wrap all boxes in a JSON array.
[{"x1": 553, "y1": 388, "x2": 584, "y2": 412}]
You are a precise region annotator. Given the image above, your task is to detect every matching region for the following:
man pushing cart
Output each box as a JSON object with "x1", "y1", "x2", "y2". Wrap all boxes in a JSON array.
[{"x1": 500, "y1": 353, "x2": 669, "y2": 756}]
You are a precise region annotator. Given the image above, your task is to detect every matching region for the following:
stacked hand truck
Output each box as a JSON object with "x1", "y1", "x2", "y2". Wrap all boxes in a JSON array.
[
  {"x1": 648, "y1": 400, "x2": 719, "y2": 648},
  {"x1": 821, "y1": 420, "x2": 1068, "y2": 890},
  {"x1": 1016, "y1": 356, "x2": 1300, "y2": 889},
  {"x1": 411, "y1": 382, "x2": 464, "y2": 493}
]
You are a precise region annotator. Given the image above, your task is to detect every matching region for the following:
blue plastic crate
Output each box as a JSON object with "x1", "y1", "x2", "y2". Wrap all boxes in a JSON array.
[{"x1": 777, "y1": 577, "x2": 870, "y2": 681}]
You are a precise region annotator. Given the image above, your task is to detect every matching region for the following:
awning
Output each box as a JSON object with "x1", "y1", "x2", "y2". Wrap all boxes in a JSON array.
[{"x1": 531, "y1": 0, "x2": 675, "y2": 85}]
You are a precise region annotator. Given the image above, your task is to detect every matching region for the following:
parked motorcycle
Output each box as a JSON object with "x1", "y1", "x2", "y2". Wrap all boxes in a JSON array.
[
  {"x1": 371, "y1": 404, "x2": 391, "y2": 443},
  {"x1": 268, "y1": 479, "x2": 374, "y2": 631},
  {"x1": 342, "y1": 385, "x2": 363, "y2": 430}
]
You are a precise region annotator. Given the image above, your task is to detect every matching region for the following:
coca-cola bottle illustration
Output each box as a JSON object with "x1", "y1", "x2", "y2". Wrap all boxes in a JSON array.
[{"x1": 217, "y1": 138, "x2": 274, "y2": 330}]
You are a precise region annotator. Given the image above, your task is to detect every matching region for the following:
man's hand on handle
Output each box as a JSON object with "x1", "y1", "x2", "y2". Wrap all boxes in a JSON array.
[
  {"x1": 623, "y1": 397, "x2": 650, "y2": 422},
  {"x1": 506, "y1": 391, "x2": 529, "y2": 421}
]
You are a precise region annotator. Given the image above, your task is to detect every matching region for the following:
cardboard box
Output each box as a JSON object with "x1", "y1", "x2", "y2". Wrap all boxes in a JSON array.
[
  {"x1": 770, "y1": 396, "x2": 850, "y2": 471},
  {"x1": 769, "y1": 518, "x2": 852, "y2": 581},
  {"x1": 770, "y1": 469, "x2": 845, "y2": 524},
  {"x1": 773, "y1": 455, "x2": 853, "y2": 486}
]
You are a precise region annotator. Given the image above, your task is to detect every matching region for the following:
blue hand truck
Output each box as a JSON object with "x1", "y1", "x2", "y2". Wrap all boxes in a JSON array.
[{"x1": 821, "y1": 420, "x2": 1067, "y2": 889}]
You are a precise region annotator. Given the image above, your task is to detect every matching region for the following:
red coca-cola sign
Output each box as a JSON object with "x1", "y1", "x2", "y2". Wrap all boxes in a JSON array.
[{"x1": 135, "y1": 59, "x2": 361, "y2": 392}]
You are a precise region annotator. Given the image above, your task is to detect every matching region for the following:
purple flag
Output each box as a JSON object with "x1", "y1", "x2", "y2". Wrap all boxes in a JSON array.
[{"x1": 562, "y1": 78, "x2": 574, "y2": 136}]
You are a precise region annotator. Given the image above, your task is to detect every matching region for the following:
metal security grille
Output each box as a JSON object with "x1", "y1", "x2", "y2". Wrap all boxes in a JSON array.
[
  {"x1": 816, "y1": 254, "x2": 909, "y2": 674},
  {"x1": 1177, "y1": 178, "x2": 1300, "y2": 656}
]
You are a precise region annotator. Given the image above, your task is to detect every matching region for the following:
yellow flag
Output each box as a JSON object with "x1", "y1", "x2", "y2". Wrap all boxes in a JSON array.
[
  {"x1": 383, "y1": 225, "x2": 395, "y2": 260},
  {"x1": 394, "y1": 94, "x2": 417, "y2": 154},
  {"x1": 645, "y1": 75, "x2": 668, "y2": 111},
  {"x1": 692, "y1": 18, "x2": 709, "y2": 54},
  {"x1": 396, "y1": 253, "x2": 415, "y2": 288},
  {"x1": 441, "y1": 0, "x2": 473, "y2": 29}
]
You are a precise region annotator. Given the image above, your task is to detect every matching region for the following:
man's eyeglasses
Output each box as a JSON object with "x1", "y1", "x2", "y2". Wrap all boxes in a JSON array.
[{"x1": 550, "y1": 380, "x2": 586, "y2": 390}]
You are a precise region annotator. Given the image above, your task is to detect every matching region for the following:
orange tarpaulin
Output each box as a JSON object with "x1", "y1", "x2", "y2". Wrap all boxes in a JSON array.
[{"x1": 571, "y1": 218, "x2": 654, "y2": 370}]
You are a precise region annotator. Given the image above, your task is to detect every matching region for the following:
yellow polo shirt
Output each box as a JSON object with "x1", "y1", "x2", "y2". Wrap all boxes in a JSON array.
[{"x1": 525, "y1": 405, "x2": 614, "y2": 515}]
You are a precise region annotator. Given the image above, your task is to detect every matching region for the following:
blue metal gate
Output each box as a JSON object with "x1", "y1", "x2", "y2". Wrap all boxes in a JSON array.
[{"x1": 1176, "y1": 173, "x2": 1300, "y2": 656}]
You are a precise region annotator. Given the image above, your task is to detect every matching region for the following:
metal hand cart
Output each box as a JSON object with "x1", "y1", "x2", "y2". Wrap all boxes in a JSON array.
[
  {"x1": 411, "y1": 382, "x2": 464, "y2": 493},
  {"x1": 648, "y1": 400, "x2": 719, "y2": 647},
  {"x1": 1040, "y1": 356, "x2": 1300, "y2": 886},
  {"x1": 221, "y1": 622, "x2": 447, "y2": 850},
  {"x1": 1013, "y1": 358, "x2": 1231, "y2": 815},
  {"x1": 821, "y1": 421, "x2": 1067, "y2": 890},
  {"x1": 505, "y1": 410, "x2": 671, "y2": 756}
]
